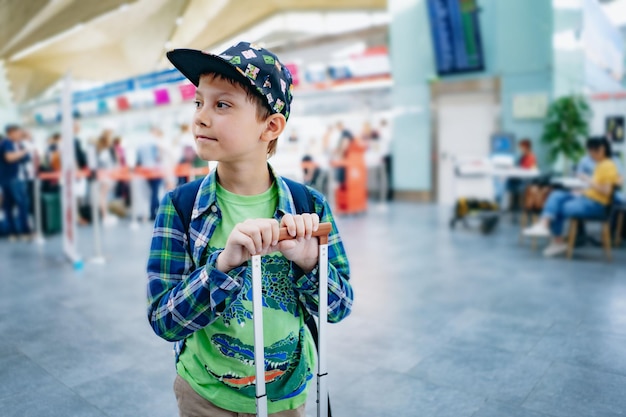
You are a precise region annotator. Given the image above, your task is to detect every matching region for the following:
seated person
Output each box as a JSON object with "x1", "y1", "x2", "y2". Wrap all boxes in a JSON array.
[
  {"x1": 523, "y1": 137, "x2": 622, "y2": 257},
  {"x1": 517, "y1": 138, "x2": 538, "y2": 170},
  {"x1": 495, "y1": 138, "x2": 537, "y2": 209},
  {"x1": 576, "y1": 137, "x2": 624, "y2": 181}
]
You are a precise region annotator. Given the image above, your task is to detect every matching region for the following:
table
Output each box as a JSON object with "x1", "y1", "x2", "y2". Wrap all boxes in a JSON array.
[{"x1": 551, "y1": 177, "x2": 587, "y2": 189}]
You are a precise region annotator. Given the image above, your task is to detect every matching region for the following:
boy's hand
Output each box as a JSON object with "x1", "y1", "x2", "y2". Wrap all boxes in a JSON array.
[
  {"x1": 216, "y1": 219, "x2": 280, "y2": 273},
  {"x1": 277, "y1": 213, "x2": 320, "y2": 273}
]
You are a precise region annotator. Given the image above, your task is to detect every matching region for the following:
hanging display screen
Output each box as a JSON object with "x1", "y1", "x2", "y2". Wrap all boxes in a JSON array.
[{"x1": 426, "y1": 0, "x2": 485, "y2": 75}]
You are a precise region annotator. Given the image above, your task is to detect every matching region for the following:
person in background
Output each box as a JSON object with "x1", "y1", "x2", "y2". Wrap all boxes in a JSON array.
[
  {"x1": 176, "y1": 123, "x2": 197, "y2": 184},
  {"x1": 112, "y1": 136, "x2": 127, "y2": 167},
  {"x1": 154, "y1": 127, "x2": 177, "y2": 192},
  {"x1": 577, "y1": 136, "x2": 624, "y2": 180},
  {"x1": 302, "y1": 155, "x2": 325, "y2": 193},
  {"x1": 507, "y1": 138, "x2": 537, "y2": 210},
  {"x1": 136, "y1": 127, "x2": 162, "y2": 220},
  {"x1": 360, "y1": 121, "x2": 379, "y2": 146},
  {"x1": 112, "y1": 136, "x2": 130, "y2": 206},
  {"x1": 96, "y1": 131, "x2": 118, "y2": 227},
  {"x1": 0, "y1": 124, "x2": 33, "y2": 241},
  {"x1": 20, "y1": 130, "x2": 38, "y2": 217},
  {"x1": 517, "y1": 138, "x2": 537, "y2": 170},
  {"x1": 378, "y1": 119, "x2": 393, "y2": 201},
  {"x1": 333, "y1": 121, "x2": 368, "y2": 213},
  {"x1": 73, "y1": 121, "x2": 90, "y2": 225},
  {"x1": 523, "y1": 138, "x2": 622, "y2": 257},
  {"x1": 41, "y1": 133, "x2": 62, "y2": 193},
  {"x1": 73, "y1": 121, "x2": 88, "y2": 171},
  {"x1": 0, "y1": 134, "x2": 4, "y2": 236},
  {"x1": 45, "y1": 133, "x2": 62, "y2": 171},
  {"x1": 332, "y1": 121, "x2": 355, "y2": 187}
]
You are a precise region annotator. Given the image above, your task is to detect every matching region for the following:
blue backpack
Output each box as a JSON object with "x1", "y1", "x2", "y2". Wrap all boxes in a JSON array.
[{"x1": 170, "y1": 176, "x2": 332, "y2": 415}]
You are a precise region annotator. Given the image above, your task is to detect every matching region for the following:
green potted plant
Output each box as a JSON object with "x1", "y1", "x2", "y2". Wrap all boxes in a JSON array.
[{"x1": 541, "y1": 95, "x2": 591, "y2": 174}]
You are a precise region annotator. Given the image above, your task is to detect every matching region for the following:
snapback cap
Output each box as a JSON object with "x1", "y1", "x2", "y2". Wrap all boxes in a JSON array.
[{"x1": 167, "y1": 41, "x2": 294, "y2": 120}]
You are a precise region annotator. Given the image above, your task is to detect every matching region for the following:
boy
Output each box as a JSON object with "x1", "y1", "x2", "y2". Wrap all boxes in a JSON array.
[{"x1": 147, "y1": 42, "x2": 353, "y2": 417}]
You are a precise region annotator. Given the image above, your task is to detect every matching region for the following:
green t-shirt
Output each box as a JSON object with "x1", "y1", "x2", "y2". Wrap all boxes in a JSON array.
[{"x1": 177, "y1": 182, "x2": 315, "y2": 414}]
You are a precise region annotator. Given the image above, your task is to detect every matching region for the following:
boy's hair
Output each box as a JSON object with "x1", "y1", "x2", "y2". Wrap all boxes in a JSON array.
[{"x1": 202, "y1": 72, "x2": 278, "y2": 157}]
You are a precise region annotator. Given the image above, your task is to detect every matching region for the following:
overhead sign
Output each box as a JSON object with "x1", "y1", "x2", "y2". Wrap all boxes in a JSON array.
[
  {"x1": 72, "y1": 69, "x2": 186, "y2": 103},
  {"x1": 426, "y1": 0, "x2": 485, "y2": 75}
]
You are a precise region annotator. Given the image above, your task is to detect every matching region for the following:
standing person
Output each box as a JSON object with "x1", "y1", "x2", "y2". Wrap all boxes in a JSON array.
[
  {"x1": 20, "y1": 129, "x2": 38, "y2": 217},
  {"x1": 73, "y1": 121, "x2": 88, "y2": 171},
  {"x1": 153, "y1": 127, "x2": 177, "y2": 192},
  {"x1": 112, "y1": 136, "x2": 130, "y2": 206},
  {"x1": 147, "y1": 42, "x2": 353, "y2": 417},
  {"x1": 378, "y1": 119, "x2": 393, "y2": 200},
  {"x1": 95, "y1": 131, "x2": 118, "y2": 227},
  {"x1": 331, "y1": 121, "x2": 353, "y2": 186},
  {"x1": 42, "y1": 133, "x2": 62, "y2": 193},
  {"x1": 176, "y1": 123, "x2": 198, "y2": 184},
  {"x1": 136, "y1": 128, "x2": 162, "y2": 220},
  {"x1": 360, "y1": 121, "x2": 379, "y2": 146},
  {"x1": 45, "y1": 133, "x2": 62, "y2": 171},
  {"x1": 333, "y1": 121, "x2": 368, "y2": 213},
  {"x1": 523, "y1": 137, "x2": 621, "y2": 257},
  {"x1": 73, "y1": 121, "x2": 90, "y2": 225},
  {"x1": 0, "y1": 125, "x2": 33, "y2": 241}
]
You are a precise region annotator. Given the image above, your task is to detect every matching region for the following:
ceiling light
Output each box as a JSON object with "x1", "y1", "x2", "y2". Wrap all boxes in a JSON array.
[{"x1": 175, "y1": 17, "x2": 183, "y2": 26}]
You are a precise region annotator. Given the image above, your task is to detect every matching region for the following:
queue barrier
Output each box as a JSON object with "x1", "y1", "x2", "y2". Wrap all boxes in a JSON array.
[{"x1": 33, "y1": 164, "x2": 211, "y2": 265}]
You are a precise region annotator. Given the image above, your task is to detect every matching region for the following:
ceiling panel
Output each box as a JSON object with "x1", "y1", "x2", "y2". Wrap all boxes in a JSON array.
[{"x1": 1, "y1": 0, "x2": 387, "y2": 102}]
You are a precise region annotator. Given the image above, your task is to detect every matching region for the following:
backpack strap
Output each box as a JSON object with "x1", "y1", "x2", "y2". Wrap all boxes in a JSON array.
[
  {"x1": 170, "y1": 178, "x2": 203, "y2": 266},
  {"x1": 282, "y1": 177, "x2": 314, "y2": 214}
]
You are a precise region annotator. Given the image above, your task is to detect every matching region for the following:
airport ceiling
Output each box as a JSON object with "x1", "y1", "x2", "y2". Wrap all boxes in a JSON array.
[{"x1": 0, "y1": 0, "x2": 386, "y2": 103}]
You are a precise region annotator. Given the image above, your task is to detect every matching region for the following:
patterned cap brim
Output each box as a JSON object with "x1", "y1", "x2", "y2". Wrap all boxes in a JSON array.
[{"x1": 166, "y1": 49, "x2": 250, "y2": 88}]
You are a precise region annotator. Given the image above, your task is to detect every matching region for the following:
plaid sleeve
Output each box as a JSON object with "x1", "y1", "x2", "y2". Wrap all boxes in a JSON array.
[
  {"x1": 146, "y1": 193, "x2": 246, "y2": 342},
  {"x1": 292, "y1": 188, "x2": 353, "y2": 323}
]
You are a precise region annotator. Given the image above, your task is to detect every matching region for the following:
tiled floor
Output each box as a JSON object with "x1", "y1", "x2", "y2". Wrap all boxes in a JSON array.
[{"x1": 0, "y1": 202, "x2": 625, "y2": 417}]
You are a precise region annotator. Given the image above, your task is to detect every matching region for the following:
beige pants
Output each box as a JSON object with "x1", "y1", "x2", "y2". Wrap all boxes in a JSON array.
[{"x1": 174, "y1": 375, "x2": 306, "y2": 417}]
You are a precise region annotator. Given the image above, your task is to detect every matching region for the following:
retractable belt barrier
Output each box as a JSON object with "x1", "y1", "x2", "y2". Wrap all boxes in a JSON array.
[{"x1": 34, "y1": 164, "x2": 211, "y2": 264}]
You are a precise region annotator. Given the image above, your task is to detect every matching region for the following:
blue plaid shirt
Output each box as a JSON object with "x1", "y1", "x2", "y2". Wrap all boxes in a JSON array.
[{"x1": 146, "y1": 166, "x2": 353, "y2": 359}]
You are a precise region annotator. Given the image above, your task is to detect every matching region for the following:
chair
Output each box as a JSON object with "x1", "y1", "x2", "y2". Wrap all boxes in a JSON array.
[
  {"x1": 519, "y1": 183, "x2": 552, "y2": 250},
  {"x1": 519, "y1": 208, "x2": 541, "y2": 250},
  {"x1": 566, "y1": 186, "x2": 621, "y2": 261}
]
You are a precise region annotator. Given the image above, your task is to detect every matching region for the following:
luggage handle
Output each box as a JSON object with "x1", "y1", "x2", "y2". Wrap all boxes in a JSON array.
[
  {"x1": 252, "y1": 221, "x2": 332, "y2": 417},
  {"x1": 278, "y1": 222, "x2": 332, "y2": 244}
]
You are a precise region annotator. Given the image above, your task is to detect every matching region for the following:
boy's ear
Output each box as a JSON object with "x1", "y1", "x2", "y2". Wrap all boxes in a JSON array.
[{"x1": 260, "y1": 113, "x2": 286, "y2": 143}]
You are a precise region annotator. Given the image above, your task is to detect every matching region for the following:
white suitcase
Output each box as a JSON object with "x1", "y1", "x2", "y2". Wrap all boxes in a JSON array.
[{"x1": 251, "y1": 222, "x2": 332, "y2": 417}]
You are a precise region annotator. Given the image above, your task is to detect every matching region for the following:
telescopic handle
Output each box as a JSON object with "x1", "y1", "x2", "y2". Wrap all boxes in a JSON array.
[{"x1": 278, "y1": 222, "x2": 332, "y2": 243}]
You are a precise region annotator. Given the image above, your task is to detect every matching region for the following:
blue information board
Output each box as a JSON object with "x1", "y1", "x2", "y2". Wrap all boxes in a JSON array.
[{"x1": 426, "y1": 0, "x2": 485, "y2": 75}]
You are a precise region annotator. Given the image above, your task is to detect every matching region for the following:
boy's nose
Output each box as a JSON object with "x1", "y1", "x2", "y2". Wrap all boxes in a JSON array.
[{"x1": 194, "y1": 108, "x2": 211, "y2": 128}]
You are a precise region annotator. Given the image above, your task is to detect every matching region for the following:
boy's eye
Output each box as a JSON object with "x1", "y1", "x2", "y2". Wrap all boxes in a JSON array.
[
  {"x1": 216, "y1": 101, "x2": 231, "y2": 109},
  {"x1": 194, "y1": 100, "x2": 202, "y2": 109}
]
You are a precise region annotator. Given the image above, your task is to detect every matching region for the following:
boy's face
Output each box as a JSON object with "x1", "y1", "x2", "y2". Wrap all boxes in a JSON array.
[{"x1": 193, "y1": 74, "x2": 267, "y2": 162}]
